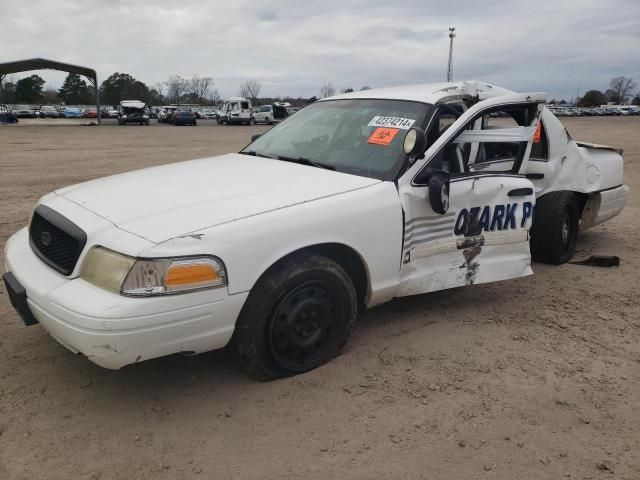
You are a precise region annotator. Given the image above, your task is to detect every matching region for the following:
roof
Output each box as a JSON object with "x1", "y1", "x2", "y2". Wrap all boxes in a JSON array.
[
  {"x1": 0, "y1": 58, "x2": 97, "y2": 83},
  {"x1": 120, "y1": 100, "x2": 146, "y2": 109},
  {"x1": 322, "y1": 80, "x2": 516, "y2": 105}
]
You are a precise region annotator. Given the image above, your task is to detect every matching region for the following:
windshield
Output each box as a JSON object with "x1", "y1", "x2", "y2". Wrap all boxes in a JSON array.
[
  {"x1": 243, "y1": 99, "x2": 432, "y2": 180},
  {"x1": 122, "y1": 107, "x2": 143, "y2": 114}
]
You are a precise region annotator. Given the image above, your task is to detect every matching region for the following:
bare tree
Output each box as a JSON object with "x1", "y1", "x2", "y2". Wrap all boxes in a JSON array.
[
  {"x1": 320, "y1": 81, "x2": 335, "y2": 98},
  {"x1": 607, "y1": 76, "x2": 637, "y2": 103},
  {"x1": 41, "y1": 88, "x2": 60, "y2": 104},
  {"x1": 238, "y1": 80, "x2": 262, "y2": 104},
  {"x1": 208, "y1": 89, "x2": 221, "y2": 105},
  {"x1": 153, "y1": 82, "x2": 166, "y2": 100},
  {"x1": 191, "y1": 74, "x2": 214, "y2": 104},
  {"x1": 166, "y1": 75, "x2": 189, "y2": 104}
]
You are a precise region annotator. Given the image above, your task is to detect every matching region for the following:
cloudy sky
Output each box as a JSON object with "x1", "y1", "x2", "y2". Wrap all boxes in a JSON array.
[{"x1": 2, "y1": 0, "x2": 639, "y2": 101}]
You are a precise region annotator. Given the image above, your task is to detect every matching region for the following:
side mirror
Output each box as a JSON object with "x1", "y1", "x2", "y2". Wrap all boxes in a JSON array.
[
  {"x1": 251, "y1": 133, "x2": 262, "y2": 142},
  {"x1": 428, "y1": 172, "x2": 450, "y2": 214},
  {"x1": 403, "y1": 127, "x2": 427, "y2": 157}
]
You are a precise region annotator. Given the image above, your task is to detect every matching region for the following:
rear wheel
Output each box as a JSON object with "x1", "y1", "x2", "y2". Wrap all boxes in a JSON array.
[
  {"x1": 264, "y1": 116, "x2": 270, "y2": 124},
  {"x1": 230, "y1": 254, "x2": 357, "y2": 380},
  {"x1": 530, "y1": 191, "x2": 580, "y2": 264}
]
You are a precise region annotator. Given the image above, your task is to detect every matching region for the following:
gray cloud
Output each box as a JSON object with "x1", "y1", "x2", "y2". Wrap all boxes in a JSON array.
[{"x1": 1, "y1": 0, "x2": 639, "y2": 100}]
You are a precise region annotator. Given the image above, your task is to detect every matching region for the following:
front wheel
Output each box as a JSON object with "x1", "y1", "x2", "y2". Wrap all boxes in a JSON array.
[
  {"x1": 230, "y1": 254, "x2": 357, "y2": 380},
  {"x1": 530, "y1": 191, "x2": 580, "y2": 264},
  {"x1": 264, "y1": 116, "x2": 270, "y2": 124}
]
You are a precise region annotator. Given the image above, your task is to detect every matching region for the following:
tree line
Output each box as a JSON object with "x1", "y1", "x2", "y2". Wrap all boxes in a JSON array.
[
  {"x1": 573, "y1": 76, "x2": 638, "y2": 107},
  {"x1": 2, "y1": 72, "x2": 637, "y2": 107},
  {"x1": 0, "y1": 72, "x2": 221, "y2": 106}
]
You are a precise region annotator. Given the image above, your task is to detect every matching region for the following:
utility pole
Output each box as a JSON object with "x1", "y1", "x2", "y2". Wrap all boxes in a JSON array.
[{"x1": 447, "y1": 27, "x2": 456, "y2": 82}]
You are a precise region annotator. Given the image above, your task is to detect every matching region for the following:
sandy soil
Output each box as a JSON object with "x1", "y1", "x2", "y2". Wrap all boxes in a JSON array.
[{"x1": 1, "y1": 117, "x2": 639, "y2": 480}]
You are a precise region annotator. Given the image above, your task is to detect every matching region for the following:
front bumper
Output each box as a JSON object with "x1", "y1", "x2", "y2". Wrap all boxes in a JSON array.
[
  {"x1": 120, "y1": 117, "x2": 148, "y2": 123},
  {"x1": 4, "y1": 228, "x2": 248, "y2": 369},
  {"x1": 174, "y1": 117, "x2": 196, "y2": 124}
]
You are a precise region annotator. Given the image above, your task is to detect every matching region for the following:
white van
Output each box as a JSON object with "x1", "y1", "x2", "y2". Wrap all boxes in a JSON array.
[
  {"x1": 216, "y1": 97, "x2": 252, "y2": 125},
  {"x1": 253, "y1": 102, "x2": 290, "y2": 124}
]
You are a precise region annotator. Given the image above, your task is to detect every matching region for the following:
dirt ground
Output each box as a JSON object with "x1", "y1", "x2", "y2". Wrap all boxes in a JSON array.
[{"x1": 1, "y1": 117, "x2": 639, "y2": 480}]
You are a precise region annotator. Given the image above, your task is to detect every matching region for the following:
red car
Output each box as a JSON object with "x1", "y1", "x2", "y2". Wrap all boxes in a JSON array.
[{"x1": 83, "y1": 108, "x2": 98, "y2": 118}]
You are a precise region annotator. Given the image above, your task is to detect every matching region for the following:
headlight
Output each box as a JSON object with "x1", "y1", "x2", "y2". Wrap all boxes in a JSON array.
[
  {"x1": 122, "y1": 256, "x2": 226, "y2": 296},
  {"x1": 122, "y1": 114, "x2": 127, "y2": 119},
  {"x1": 80, "y1": 247, "x2": 227, "y2": 296},
  {"x1": 80, "y1": 247, "x2": 136, "y2": 293}
]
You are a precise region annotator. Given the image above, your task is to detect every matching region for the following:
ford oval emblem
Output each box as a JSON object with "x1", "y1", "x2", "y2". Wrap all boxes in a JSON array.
[{"x1": 41, "y1": 231, "x2": 52, "y2": 246}]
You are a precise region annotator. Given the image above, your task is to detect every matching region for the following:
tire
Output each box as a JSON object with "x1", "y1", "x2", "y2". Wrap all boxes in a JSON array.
[
  {"x1": 264, "y1": 116, "x2": 270, "y2": 125},
  {"x1": 530, "y1": 191, "x2": 580, "y2": 264},
  {"x1": 428, "y1": 174, "x2": 450, "y2": 215},
  {"x1": 216, "y1": 117, "x2": 222, "y2": 125},
  {"x1": 230, "y1": 253, "x2": 357, "y2": 380}
]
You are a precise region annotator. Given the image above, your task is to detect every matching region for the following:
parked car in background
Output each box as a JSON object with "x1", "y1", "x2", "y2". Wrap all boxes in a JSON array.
[
  {"x1": 217, "y1": 97, "x2": 252, "y2": 125},
  {"x1": 158, "y1": 105, "x2": 178, "y2": 123},
  {"x1": 201, "y1": 109, "x2": 216, "y2": 119},
  {"x1": 117, "y1": 100, "x2": 150, "y2": 125},
  {"x1": 63, "y1": 107, "x2": 83, "y2": 118},
  {"x1": 253, "y1": 103, "x2": 290, "y2": 125},
  {"x1": 107, "y1": 108, "x2": 119, "y2": 118},
  {"x1": 12, "y1": 105, "x2": 36, "y2": 118},
  {"x1": 0, "y1": 104, "x2": 18, "y2": 124},
  {"x1": 616, "y1": 106, "x2": 639, "y2": 115},
  {"x1": 83, "y1": 107, "x2": 98, "y2": 119},
  {"x1": 38, "y1": 105, "x2": 60, "y2": 118},
  {"x1": 172, "y1": 108, "x2": 197, "y2": 126}
]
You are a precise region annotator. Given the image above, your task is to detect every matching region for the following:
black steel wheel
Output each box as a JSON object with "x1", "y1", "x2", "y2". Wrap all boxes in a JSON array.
[
  {"x1": 230, "y1": 253, "x2": 357, "y2": 380},
  {"x1": 268, "y1": 281, "x2": 342, "y2": 371},
  {"x1": 531, "y1": 191, "x2": 580, "y2": 264}
]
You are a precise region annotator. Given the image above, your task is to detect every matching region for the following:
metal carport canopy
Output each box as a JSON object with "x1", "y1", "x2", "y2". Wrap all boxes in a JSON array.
[{"x1": 0, "y1": 58, "x2": 101, "y2": 124}]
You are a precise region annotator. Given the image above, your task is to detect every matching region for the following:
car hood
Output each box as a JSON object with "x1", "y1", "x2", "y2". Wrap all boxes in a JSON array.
[{"x1": 56, "y1": 153, "x2": 380, "y2": 243}]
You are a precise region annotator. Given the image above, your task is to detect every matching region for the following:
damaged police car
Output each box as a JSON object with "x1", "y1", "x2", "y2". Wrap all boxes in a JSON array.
[{"x1": 3, "y1": 81, "x2": 629, "y2": 379}]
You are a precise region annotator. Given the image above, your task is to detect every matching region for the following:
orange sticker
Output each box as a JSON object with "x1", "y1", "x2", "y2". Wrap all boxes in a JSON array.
[
  {"x1": 368, "y1": 127, "x2": 399, "y2": 146},
  {"x1": 532, "y1": 122, "x2": 542, "y2": 143}
]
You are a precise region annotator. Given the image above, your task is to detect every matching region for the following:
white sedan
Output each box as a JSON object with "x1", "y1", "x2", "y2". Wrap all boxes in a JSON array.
[{"x1": 3, "y1": 81, "x2": 628, "y2": 379}]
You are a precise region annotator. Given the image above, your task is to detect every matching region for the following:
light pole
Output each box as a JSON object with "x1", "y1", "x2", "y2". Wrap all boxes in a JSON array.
[{"x1": 447, "y1": 27, "x2": 456, "y2": 82}]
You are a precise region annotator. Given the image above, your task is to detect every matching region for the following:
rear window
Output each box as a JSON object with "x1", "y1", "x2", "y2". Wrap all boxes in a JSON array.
[{"x1": 241, "y1": 102, "x2": 249, "y2": 109}]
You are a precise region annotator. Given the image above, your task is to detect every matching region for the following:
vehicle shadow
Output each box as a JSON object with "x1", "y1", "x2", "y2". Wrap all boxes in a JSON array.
[{"x1": 76, "y1": 284, "x2": 496, "y2": 391}]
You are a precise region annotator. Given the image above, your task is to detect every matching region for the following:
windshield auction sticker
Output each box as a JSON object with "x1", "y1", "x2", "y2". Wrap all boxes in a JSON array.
[
  {"x1": 368, "y1": 116, "x2": 415, "y2": 130},
  {"x1": 368, "y1": 127, "x2": 400, "y2": 145}
]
